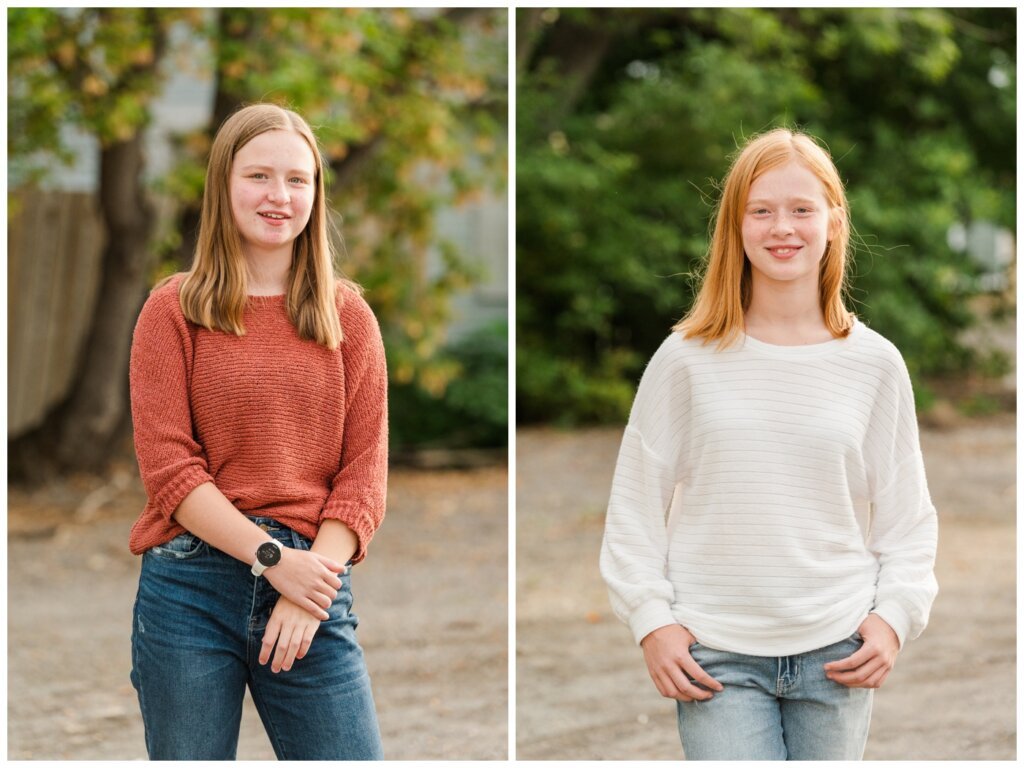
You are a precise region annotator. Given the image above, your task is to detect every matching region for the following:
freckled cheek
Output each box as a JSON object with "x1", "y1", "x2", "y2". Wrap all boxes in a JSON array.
[
  {"x1": 741, "y1": 222, "x2": 767, "y2": 249},
  {"x1": 231, "y1": 189, "x2": 264, "y2": 219},
  {"x1": 798, "y1": 223, "x2": 828, "y2": 245}
]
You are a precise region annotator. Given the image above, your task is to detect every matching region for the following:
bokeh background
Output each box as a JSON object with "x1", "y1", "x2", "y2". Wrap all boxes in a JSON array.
[
  {"x1": 518, "y1": 7, "x2": 1014, "y2": 422},
  {"x1": 515, "y1": 7, "x2": 1015, "y2": 760},
  {"x1": 7, "y1": 8, "x2": 507, "y2": 759}
]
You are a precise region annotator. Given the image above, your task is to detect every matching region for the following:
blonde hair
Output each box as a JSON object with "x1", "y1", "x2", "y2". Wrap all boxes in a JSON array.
[
  {"x1": 674, "y1": 128, "x2": 854, "y2": 346},
  {"x1": 167, "y1": 103, "x2": 356, "y2": 349}
]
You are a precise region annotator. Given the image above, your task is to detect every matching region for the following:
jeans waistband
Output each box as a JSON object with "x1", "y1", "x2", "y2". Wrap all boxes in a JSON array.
[{"x1": 244, "y1": 515, "x2": 290, "y2": 532}]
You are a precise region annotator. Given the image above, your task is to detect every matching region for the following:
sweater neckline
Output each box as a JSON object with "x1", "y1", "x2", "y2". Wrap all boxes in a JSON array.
[
  {"x1": 740, "y1": 318, "x2": 862, "y2": 358},
  {"x1": 247, "y1": 293, "x2": 286, "y2": 306}
]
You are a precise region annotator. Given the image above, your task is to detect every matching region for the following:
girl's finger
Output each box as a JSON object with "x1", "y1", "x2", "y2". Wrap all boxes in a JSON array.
[
  {"x1": 670, "y1": 665, "x2": 713, "y2": 701},
  {"x1": 828, "y1": 656, "x2": 885, "y2": 686},
  {"x1": 272, "y1": 624, "x2": 298, "y2": 673},
  {"x1": 260, "y1": 620, "x2": 281, "y2": 665},
  {"x1": 296, "y1": 623, "x2": 318, "y2": 660},
  {"x1": 823, "y1": 644, "x2": 872, "y2": 672},
  {"x1": 682, "y1": 657, "x2": 723, "y2": 692},
  {"x1": 303, "y1": 596, "x2": 330, "y2": 620},
  {"x1": 280, "y1": 626, "x2": 303, "y2": 672}
]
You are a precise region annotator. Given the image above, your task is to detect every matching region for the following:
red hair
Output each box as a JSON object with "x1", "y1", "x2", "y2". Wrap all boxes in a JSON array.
[{"x1": 675, "y1": 128, "x2": 854, "y2": 346}]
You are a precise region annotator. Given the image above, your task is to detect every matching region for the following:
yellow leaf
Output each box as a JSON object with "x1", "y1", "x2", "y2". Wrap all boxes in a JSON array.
[
  {"x1": 82, "y1": 74, "x2": 108, "y2": 96},
  {"x1": 130, "y1": 44, "x2": 154, "y2": 67},
  {"x1": 55, "y1": 40, "x2": 77, "y2": 69}
]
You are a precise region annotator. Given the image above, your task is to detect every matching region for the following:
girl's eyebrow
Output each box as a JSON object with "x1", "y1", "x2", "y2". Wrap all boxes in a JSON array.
[
  {"x1": 237, "y1": 164, "x2": 313, "y2": 176},
  {"x1": 746, "y1": 196, "x2": 819, "y2": 206}
]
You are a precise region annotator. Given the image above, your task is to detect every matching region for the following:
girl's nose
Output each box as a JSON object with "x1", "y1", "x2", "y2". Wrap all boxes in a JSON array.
[
  {"x1": 267, "y1": 181, "x2": 290, "y2": 204},
  {"x1": 770, "y1": 214, "x2": 794, "y2": 235}
]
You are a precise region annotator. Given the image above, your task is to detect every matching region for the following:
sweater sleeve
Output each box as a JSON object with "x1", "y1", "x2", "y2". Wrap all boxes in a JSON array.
[
  {"x1": 320, "y1": 289, "x2": 388, "y2": 564},
  {"x1": 600, "y1": 336, "x2": 687, "y2": 645},
  {"x1": 129, "y1": 284, "x2": 215, "y2": 521},
  {"x1": 864, "y1": 349, "x2": 939, "y2": 648}
]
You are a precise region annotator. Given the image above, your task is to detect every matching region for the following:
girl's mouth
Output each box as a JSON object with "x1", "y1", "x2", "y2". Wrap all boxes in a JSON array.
[{"x1": 258, "y1": 212, "x2": 289, "y2": 226}]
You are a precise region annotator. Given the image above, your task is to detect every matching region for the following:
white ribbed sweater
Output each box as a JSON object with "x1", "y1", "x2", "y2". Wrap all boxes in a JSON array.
[{"x1": 600, "y1": 321, "x2": 938, "y2": 656}]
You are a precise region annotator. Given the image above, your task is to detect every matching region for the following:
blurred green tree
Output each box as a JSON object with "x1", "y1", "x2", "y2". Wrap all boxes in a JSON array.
[
  {"x1": 159, "y1": 9, "x2": 507, "y2": 413},
  {"x1": 517, "y1": 8, "x2": 1014, "y2": 424},
  {"x1": 8, "y1": 8, "x2": 202, "y2": 473},
  {"x1": 8, "y1": 8, "x2": 507, "y2": 476}
]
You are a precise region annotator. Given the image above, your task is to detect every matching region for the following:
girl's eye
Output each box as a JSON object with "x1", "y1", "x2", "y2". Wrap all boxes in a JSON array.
[
  {"x1": 251, "y1": 173, "x2": 267, "y2": 180},
  {"x1": 290, "y1": 177, "x2": 307, "y2": 184},
  {"x1": 795, "y1": 207, "x2": 812, "y2": 214}
]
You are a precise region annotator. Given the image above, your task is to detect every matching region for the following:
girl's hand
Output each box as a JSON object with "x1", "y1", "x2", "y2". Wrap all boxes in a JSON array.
[
  {"x1": 262, "y1": 548, "x2": 345, "y2": 621},
  {"x1": 640, "y1": 624, "x2": 724, "y2": 702},
  {"x1": 260, "y1": 596, "x2": 322, "y2": 673},
  {"x1": 823, "y1": 613, "x2": 900, "y2": 689}
]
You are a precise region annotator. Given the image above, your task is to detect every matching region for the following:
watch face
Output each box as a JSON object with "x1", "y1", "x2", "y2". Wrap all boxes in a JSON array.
[{"x1": 257, "y1": 541, "x2": 282, "y2": 567}]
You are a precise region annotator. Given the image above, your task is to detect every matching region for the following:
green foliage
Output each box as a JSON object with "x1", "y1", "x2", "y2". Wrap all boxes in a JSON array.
[
  {"x1": 9, "y1": 8, "x2": 508, "y2": 451},
  {"x1": 517, "y1": 7, "x2": 1014, "y2": 424},
  {"x1": 167, "y1": 9, "x2": 508, "y2": 442},
  {"x1": 958, "y1": 394, "x2": 1002, "y2": 418},
  {"x1": 8, "y1": 8, "x2": 201, "y2": 170},
  {"x1": 389, "y1": 321, "x2": 508, "y2": 451}
]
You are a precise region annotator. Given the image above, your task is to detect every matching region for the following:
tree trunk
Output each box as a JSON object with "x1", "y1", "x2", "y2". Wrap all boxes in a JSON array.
[
  {"x1": 535, "y1": 17, "x2": 616, "y2": 131},
  {"x1": 516, "y1": 8, "x2": 547, "y2": 74},
  {"x1": 9, "y1": 133, "x2": 157, "y2": 480},
  {"x1": 54, "y1": 133, "x2": 157, "y2": 468}
]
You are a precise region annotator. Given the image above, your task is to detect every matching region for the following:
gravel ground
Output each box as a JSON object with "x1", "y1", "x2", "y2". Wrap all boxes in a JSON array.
[
  {"x1": 7, "y1": 463, "x2": 508, "y2": 760},
  {"x1": 5, "y1": 415, "x2": 1015, "y2": 761},
  {"x1": 516, "y1": 416, "x2": 1016, "y2": 760}
]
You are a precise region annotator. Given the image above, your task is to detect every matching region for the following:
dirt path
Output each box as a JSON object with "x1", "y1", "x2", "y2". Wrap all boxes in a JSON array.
[
  {"x1": 7, "y1": 464, "x2": 508, "y2": 760},
  {"x1": 516, "y1": 417, "x2": 1016, "y2": 760}
]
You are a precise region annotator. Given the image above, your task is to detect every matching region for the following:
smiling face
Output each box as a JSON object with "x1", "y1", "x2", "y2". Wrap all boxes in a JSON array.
[
  {"x1": 741, "y1": 160, "x2": 837, "y2": 292},
  {"x1": 229, "y1": 129, "x2": 317, "y2": 261}
]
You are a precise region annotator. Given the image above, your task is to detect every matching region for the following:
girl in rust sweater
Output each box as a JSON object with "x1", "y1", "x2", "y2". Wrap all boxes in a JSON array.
[{"x1": 128, "y1": 104, "x2": 387, "y2": 760}]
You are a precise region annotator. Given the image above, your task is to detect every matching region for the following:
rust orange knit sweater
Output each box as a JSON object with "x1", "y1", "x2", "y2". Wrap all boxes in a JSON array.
[{"x1": 128, "y1": 273, "x2": 387, "y2": 563}]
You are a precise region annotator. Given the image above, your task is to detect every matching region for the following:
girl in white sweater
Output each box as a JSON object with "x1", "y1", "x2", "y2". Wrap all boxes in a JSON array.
[{"x1": 600, "y1": 128, "x2": 938, "y2": 760}]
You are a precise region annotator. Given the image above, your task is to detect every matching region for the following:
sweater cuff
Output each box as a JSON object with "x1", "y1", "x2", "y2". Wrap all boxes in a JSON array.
[
  {"x1": 870, "y1": 604, "x2": 910, "y2": 650},
  {"x1": 153, "y1": 466, "x2": 215, "y2": 523},
  {"x1": 320, "y1": 499, "x2": 381, "y2": 565},
  {"x1": 629, "y1": 599, "x2": 678, "y2": 646}
]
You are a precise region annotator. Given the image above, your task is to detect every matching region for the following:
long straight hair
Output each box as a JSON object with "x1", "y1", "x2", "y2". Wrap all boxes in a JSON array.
[
  {"x1": 674, "y1": 128, "x2": 854, "y2": 346},
  {"x1": 169, "y1": 103, "x2": 355, "y2": 349}
]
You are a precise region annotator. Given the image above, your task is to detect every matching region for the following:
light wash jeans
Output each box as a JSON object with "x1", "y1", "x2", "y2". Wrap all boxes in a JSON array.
[
  {"x1": 130, "y1": 517, "x2": 384, "y2": 760},
  {"x1": 677, "y1": 634, "x2": 873, "y2": 760}
]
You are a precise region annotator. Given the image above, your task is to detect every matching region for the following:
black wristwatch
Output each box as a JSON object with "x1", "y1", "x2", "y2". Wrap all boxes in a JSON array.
[{"x1": 251, "y1": 539, "x2": 283, "y2": 576}]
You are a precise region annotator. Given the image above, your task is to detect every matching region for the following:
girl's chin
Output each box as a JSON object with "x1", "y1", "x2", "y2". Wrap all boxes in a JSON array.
[
  {"x1": 240, "y1": 235, "x2": 298, "y2": 255},
  {"x1": 750, "y1": 264, "x2": 820, "y2": 283}
]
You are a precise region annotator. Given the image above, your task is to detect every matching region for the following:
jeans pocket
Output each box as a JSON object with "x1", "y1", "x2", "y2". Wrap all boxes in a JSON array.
[{"x1": 147, "y1": 532, "x2": 206, "y2": 560}]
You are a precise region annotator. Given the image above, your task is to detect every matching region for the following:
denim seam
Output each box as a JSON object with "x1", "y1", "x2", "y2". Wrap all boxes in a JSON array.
[
  {"x1": 131, "y1": 603, "x2": 154, "y2": 757},
  {"x1": 246, "y1": 574, "x2": 259, "y2": 667},
  {"x1": 776, "y1": 655, "x2": 801, "y2": 697},
  {"x1": 247, "y1": 675, "x2": 290, "y2": 759},
  {"x1": 244, "y1": 570, "x2": 290, "y2": 758}
]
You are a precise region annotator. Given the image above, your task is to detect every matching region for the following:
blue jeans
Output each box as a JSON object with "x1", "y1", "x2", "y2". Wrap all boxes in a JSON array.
[
  {"x1": 676, "y1": 634, "x2": 873, "y2": 760},
  {"x1": 129, "y1": 517, "x2": 384, "y2": 760}
]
